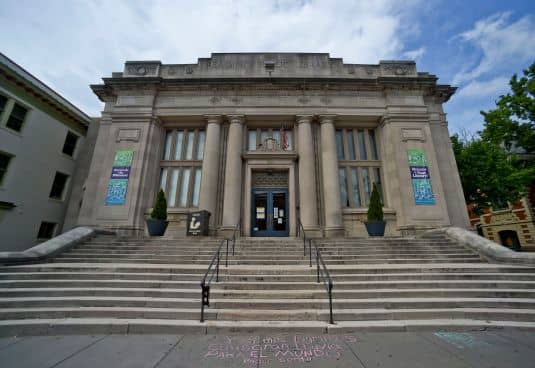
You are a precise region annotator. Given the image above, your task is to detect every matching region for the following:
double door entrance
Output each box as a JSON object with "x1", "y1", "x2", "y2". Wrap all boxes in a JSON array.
[{"x1": 251, "y1": 188, "x2": 289, "y2": 237}]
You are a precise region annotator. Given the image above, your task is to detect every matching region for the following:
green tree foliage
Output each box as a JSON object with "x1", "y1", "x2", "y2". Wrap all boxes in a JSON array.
[
  {"x1": 451, "y1": 134, "x2": 534, "y2": 215},
  {"x1": 367, "y1": 183, "x2": 384, "y2": 222},
  {"x1": 480, "y1": 62, "x2": 535, "y2": 155},
  {"x1": 150, "y1": 189, "x2": 168, "y2": 220}
]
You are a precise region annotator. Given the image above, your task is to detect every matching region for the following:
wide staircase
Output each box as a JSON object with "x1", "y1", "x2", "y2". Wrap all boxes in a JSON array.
[{"x1": 1, "y1": 232, "x2": 535, "y2": 334}]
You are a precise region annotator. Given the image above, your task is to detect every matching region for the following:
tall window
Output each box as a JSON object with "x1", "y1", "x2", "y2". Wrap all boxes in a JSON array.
[
  {"x1": 49, "y1": 172, "x2": 69, "y2": 200},
  {"x1": 0, "y1": 151, "x2": 13, "y2": 186},
  {"x1": 37, "y1": 221, "x2": 56, "y2": 239},
  {"x1": 0, "y1": 95, "x2": 7, "y2": 117},
  {"x1": 62, "y1": 131, "x2": 79, "y2": 156},
  {"x1": 159, "y1": 128, "x2": 204, "y2": 208},
  {"x1": 247, "y1": 127, "x2": 293, "y2": 151},
  {"x1": 336, "y1": 128, "x2": 382, "y2": 208},
  {"x1": 6, "y1": 103, "x2": 28, "y2": 132}
]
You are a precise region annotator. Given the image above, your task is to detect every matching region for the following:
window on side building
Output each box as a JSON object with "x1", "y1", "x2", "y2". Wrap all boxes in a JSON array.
[
  {"x1": 62, "y1": 131, "x2": 79, "y2": 156},
  {"x1": 0, "y1": 95, "x2": 7, "y2": 117},
  {"x1": 0, "y1": 151, "x2": 14, "y2": 186},
  {"x1": 337, "y1": 128, "x2": 383, "y2": 208},
  {"x1": 159, "y1": 128, "x2": 204, "y2": 208},
  {"x1": 49, "y1": 172, "x2": 69, "y2": 200},
  {"x1": 5, "y1": 103, "x2": 28, "y2": 132},
  {"x1": 37, "y1": 221, "x2": 57, "y2": 239}
]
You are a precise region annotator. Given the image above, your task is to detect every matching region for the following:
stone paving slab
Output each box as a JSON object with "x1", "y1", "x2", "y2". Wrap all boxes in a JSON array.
[
  {"x1": 424, "y1": 330, "x2": 535, "y2": 368},
  {"x1": 1, "y1": 331, "x2": 535, "y2": 367}
]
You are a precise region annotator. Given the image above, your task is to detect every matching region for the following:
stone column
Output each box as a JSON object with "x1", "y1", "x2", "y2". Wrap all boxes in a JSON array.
[
  {"x1": 296, "y1": 115, "x2": 320, "y2": 235},
  {"x1": 221, "y1": 115, "x2": 244, "y2": 234},
  {"x1": 319, "y1": 115, "x2": 344, "y2": 237},
  {"x1": 199, "y1": 115, "x2": 222, "y2": 228}
]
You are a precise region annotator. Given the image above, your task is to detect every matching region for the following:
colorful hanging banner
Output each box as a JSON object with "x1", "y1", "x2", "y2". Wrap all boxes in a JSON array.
[
  {"x1": 106, "y1": 150, "x2": 134, "y2": 205},
  {"x1": 407, "y1": 149, "x2": 435, "y2": 205}
]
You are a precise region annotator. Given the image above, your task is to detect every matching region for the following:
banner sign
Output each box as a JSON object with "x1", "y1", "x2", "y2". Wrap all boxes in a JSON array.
[
  {"x1": 410, "y1": 166, "x2": 430, "y2": 179},
  {"x1": 111, "y1": 167, "x2": 131, "y2": 179},
  {"x1": 106, "y1": 150, "x2": 134, "y2": 205},
  {"x1": 407, "y1": 149, "x2": 435, "y2": 205}
]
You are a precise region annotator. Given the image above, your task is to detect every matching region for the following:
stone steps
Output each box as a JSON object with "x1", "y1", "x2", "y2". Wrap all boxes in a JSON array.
[
  {"x1": 0, "y1": 307, "x2": 534, "y2": 323},
  {"x1": 3, "y1": 318, "x2": 535, "y2": 336},
  {"x1": 2, "y1": 286, "x2": 535, "y2": 300},
  {"x1": 52, "y1": 257, "x2": 483, "y2": 265},
  {"x1": 1, "y1": 233, "x2": 535, "y2": 335},
  {"x1": 2, "y1": 279, "x2": 533, "y2": 289}
]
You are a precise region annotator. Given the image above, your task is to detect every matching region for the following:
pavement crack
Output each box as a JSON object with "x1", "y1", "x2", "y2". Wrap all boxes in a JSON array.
[
  {"x1": 342, "y1": 337, "x2": 368, "y2": 368},
  {"x1": 153, "y1": 335, "x2": 184, "y2": 368},
  {"x1": 46, "y1": 334, "x2": 109, "y2": 368}
]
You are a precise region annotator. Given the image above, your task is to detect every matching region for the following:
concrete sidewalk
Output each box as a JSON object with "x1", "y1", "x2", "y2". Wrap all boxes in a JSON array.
[{"x1": 1, "y1": 330, "x2": 534, "y2": 367}]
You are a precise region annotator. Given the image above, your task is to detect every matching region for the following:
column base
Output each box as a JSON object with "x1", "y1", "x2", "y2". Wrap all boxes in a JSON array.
[
  {"x1": 323, "y1": 226, "x2": 345, "y2": 238},
  {"x1": 218, "y1": 226, "x2": 240, "y2": 239},
  {"x1": 301, "y1": 226, "x2": 322, "y2": 238}
]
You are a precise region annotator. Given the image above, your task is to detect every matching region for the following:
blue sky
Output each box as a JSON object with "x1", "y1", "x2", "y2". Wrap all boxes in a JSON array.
[{"x1": 1, "y1": 0, "x2": 534, "y2": 135}]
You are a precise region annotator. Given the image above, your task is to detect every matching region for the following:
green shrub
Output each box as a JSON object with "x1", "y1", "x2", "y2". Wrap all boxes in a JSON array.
[
  {"x1": 367, "y1": 183, "x2": 384, "y2": 222},
  {"x1": 150, "y1": 189, "x2": 168, "y2": 220}
]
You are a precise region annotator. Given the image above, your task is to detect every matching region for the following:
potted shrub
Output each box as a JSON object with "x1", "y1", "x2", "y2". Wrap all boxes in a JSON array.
[
  {"x1": 146, "y1": 189, "x2": 169, "y2": 236},
  {"x1": 364, "y1": 183, "x2": 386, "y2": 236}
]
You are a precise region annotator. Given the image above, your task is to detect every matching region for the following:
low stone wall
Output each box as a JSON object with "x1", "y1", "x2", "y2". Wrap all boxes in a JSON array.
[
  {"x1": 427, "y1": 227, "x2": 535, "y2": 265},
  {"x1": 342, "y1": 209, "x2": 399, "y2": 237},
  {"x1": 0, "y1": 227, "x2": 97, "y2": 264}
]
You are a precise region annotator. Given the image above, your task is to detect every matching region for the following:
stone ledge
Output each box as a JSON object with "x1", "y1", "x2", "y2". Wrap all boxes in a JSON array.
[
  {"x1": 427, "y1": 227, "x2": 535, "y2": 265},
  {"x1": 0, "y1": 227, "x2": 99, "y2": 265}
]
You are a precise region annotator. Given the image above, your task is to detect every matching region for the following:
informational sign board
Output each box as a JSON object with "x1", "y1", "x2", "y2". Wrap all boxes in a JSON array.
[
  {"x1": 407, "y1": 149, "x2": 435, "y2": 205},
  {"x1": 187, "y1": 211, "x2": 210, "y2": 236},
  {"x1": 105, "y1": 150, "x2": 134, "y2": 205}
]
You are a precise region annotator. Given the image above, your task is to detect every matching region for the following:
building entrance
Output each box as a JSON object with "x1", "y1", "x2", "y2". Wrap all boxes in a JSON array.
[{"x1": 251, "y1": 188, "x2": 289, "y2": 237}]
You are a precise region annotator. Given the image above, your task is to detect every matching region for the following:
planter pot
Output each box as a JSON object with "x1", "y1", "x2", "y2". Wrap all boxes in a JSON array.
[
  {"x1": 146, "y1": 219, "x2": 169, "y2": 236},
  {"x1": 365, "y1": 221, "x2": 386, "y2": 237}
]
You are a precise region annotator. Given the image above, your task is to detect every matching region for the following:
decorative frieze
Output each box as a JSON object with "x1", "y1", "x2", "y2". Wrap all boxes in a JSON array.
[{"x1": 124, "y1": 62, "x2": 161, "y2": 77}]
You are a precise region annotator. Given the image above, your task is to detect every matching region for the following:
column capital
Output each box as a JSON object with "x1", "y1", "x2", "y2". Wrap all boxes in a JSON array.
[
  {"x1": 204, "y1": 114, "x2": 223, "y2": 124},
  {"x1": 295, "y1": 114, "x2": 314, "y2": 124},
  {"x1": 227, "y1": 114, "x2": 245, "y2": 124},
  {"x1": 318, "y1": 114, "x2": 337, "y2": 124}
]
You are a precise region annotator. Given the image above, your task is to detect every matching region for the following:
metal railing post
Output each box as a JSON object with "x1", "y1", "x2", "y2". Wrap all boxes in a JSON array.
[
  {"x1": 328, "y1": 282, "x2": 334, "y2": 324},
  {"x1": 200, "y1": 284, "x2": 205, "y2": 323},
  {"x1": 226, "y1": 239, "x2": 229, "y2": 267},
  {"x1": 309, "y1": 239, "x2": 312, "y2": 267},
  {"x1": 216, "y1": 251, "x2": 220, "y2": 282},
  {"x1": 316, "y1": 248, "x2": 320, "y2": 283}
]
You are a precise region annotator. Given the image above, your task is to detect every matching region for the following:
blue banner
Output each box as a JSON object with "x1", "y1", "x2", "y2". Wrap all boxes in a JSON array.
[
  {"x1": 106, "y1": 150, "x2": 134, "y2": 205},
  {"x1": 407, "y1": 149, "x2": 435, "y2": 205}
]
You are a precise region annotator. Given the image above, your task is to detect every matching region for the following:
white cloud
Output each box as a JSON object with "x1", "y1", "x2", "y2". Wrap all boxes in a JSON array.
[
  {"x1": 0, "y1": 0, "x2": 423, "y2": 116},
  {"x1": 453, "y1": 12, "x2": 535, "y2": 84},
  {"x1": 455, "y1": 76, "x2": 510, "y2": 98},
  {"x1": 403, "y1": 47, "x2": 425, "y2": 60}
]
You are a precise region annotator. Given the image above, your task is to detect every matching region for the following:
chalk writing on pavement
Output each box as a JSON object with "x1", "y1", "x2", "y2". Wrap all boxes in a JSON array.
[{"x1": 204, "y1": 335, "x2": 358, "y2": 367}]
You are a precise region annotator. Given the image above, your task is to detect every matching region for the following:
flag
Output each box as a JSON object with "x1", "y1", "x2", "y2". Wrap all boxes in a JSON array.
[{"x1": 280, "y1": 125, "x2": 289, "y2": 150}]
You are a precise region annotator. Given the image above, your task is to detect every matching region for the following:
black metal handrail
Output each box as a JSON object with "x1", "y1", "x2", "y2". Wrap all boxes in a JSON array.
[
  {"x1": 297, "y1": 218, "x2": 335, "y2": 324},
  {"x1": 200, "y1": 220, "x2": 240, "y2": 322}
]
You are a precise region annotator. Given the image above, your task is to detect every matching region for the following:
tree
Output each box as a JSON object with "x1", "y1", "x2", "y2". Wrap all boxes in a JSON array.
[
  {"x1": 367, "y1": 183, "x2": 384, "y2": 222},
  {"x1": 451, "y1": 134, "x2": 534, "y2": 215},
  {"x1": 150, "y1": 189, "x2": 168, "y2": 220},
  {"x1": 480, "y1": 61, "x2": 535, "y2": 155}
]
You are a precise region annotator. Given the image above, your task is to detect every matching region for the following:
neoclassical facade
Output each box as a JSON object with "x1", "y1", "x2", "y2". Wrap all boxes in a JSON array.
[{"x1": 74, "y1": 53, "x2": 469, "y2": 237}]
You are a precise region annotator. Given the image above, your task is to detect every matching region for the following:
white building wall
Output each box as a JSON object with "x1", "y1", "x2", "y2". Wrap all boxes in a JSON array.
[{"x1": 0, "y1": 85, "x2": 85, "y2": 251}]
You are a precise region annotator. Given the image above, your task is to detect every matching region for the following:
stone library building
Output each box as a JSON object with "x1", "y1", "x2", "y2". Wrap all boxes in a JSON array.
[{"x1": 75, "y1": 53, "x2": 469, "y2": 238}]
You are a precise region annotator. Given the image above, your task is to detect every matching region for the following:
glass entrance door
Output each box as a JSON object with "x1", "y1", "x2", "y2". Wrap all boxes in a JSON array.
[{"x1": 251, "y1": 188, "x2": 289, "y2": 237}]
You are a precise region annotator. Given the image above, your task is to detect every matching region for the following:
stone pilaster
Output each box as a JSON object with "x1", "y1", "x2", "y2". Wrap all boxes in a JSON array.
[
  {"x1": 296, "y1": 115, "x2": 320, "y2": 236},
  {"x1": 199, "y1": 115, "x2": 222, "y2": 228},
  {"x1": 319, "y1": 115, "x2": 344, "y2": 237},
  {"x1": 221, "y1": 115, "x2": 245, "y2": 234}
]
